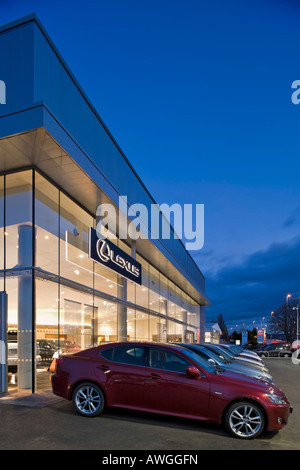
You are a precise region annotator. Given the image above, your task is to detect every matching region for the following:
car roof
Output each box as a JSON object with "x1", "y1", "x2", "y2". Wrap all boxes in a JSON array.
[
  {"x1": 99, "y1": 341, "x2": 188, "y2": 351},
  {"x1": 75, "y1": 341, "x2": 189, "y2": 357}
]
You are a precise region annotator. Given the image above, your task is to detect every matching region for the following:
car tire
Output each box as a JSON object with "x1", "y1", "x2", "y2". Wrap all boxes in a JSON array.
[
  {"x1": 260, "y1": 353, "x2": 267, "y2": 358},
  {"x1": 282, "y1": 353, "x2": 290, "y2": 358},
  {"x1": 72, "y1": 382, "x2": 105, "y2": 417},
  {"x1": 225, "y1": 401, "x2": 265, "y2": 439}
]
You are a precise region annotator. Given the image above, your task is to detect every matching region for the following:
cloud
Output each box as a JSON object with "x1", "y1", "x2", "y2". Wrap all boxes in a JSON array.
[
  {"x1": 283, "y1": 206, "x2": 300, "y2": 228},
  {"x1": 205, "y1": 236, "x2": 300, "y2": 328}
]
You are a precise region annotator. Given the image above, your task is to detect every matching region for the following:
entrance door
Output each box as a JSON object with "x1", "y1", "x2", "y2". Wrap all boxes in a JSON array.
[{"x1": 186, "y1": 330, "x2": 195, "y2": 343}]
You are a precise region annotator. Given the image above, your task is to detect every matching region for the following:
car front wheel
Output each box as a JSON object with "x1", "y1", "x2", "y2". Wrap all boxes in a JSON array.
[
  {"x1": 225, "y1": 401, "x2": 265, "y2": 439},
  {"x1": 72, "y1": 382, "x2": 105, "y2": 417}
]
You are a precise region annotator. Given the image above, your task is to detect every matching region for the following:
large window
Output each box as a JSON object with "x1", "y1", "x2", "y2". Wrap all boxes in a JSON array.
[
  {"x1": 59, "y1": 285, "x2": 95, "y2": 350},
  {"x1": 35, "y1": 278, "x2": 59, "y2": 391},
  {"x1": 60, "y1": 192, "x2": 94, "y2": 287},
  {"x1": 5, "y1": 171, "x2": 33, "y2": 270},
  {"x1": 0, "y1": 169, "x2": 201, "y2": 393},
  {"x1": 35, "y1": 172, "x2": 59, "y2": 275},
  {"x1": 93, "y1": 296, "x2": 117, "y2": 343},
  {"x1": 5, "y1": 171, "x2": 34, "y2": 391}
]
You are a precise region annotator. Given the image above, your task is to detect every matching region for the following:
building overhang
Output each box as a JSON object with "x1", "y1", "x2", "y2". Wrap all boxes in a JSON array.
[{"x1": 0, "y1": 14, "x2": 210, "y2": 306}]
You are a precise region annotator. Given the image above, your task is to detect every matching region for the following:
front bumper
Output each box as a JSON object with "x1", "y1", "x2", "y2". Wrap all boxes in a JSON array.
[{"x1": 267, "y1": 403, "x2": 292, "y2": 431}]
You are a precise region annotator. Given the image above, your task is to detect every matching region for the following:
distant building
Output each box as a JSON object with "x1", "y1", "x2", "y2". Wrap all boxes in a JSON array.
[{"x1": 205, "y1": 323, "x2": 221, "y2": 344}]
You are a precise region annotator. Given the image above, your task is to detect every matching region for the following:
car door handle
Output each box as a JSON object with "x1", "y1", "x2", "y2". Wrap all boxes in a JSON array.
[
  {"x1": 96, "y1": 365, "x2": 110, "y2": 372},
  {"x1": 147, "y1": 373, "x2": 161, "y2": 380}
]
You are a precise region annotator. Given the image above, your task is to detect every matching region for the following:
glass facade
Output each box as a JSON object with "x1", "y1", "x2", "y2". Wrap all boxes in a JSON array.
[{"x1": 0, "y1": 169, "x2": 200, "y2": 393}]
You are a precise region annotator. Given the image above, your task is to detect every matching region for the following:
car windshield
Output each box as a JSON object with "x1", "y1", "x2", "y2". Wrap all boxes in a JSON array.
[
  {"x1": 177, "y1": 347, "x2": 218, "y2": 374},
  {"x1": 206, "y1": 345, "x2": 235, "y2": 360},
  {"x1": 224, "y1": 345, "x2": 242, "y2": 354},
  {"x1": 189, "y1": 345, "x2": 228, "y2": 364},
  {"x1": 219, "y1": 347, "x2": 237, "y2": 358}
]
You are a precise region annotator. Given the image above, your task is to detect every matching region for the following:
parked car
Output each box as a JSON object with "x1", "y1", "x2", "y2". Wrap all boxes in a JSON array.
[
  {"x1": 220, "y1": 344, "x2": 263, "y2": 363},
  {"x1": 203, "y1": 344, "x2": 269, "y2": 372},
  {"x1": 51, "y1": 341, "x2": 292, "y2": 439},
  {"x1": 47, "y1": 339, "x2": 81, "y2": 356},
  {"x1": 254, "y1": 344, "x2": 271, "y2": 352},
  {"x1": 53, "y1": 340, "x2": 81, "y2": 353},
  {"x1": 176, "y1": 343, "x2": 274, "y2": 384},
  {"x1": 254, "y1": 342, "x2": 287, "y2": 353},
  {"x1": 36, "y1": 340, "x2": 57, "y2": 361},
  {"x1": 222, "y1": 344, "x2": 260, "y2": 357},
  {"x1": 257, "y1": 343, "x2": 292, "y2": 358},
  {"x1": 8, "y1": 342, "x2": 42, "y2": 373},
  {"x1": 7, "y1": 342, "x2": 18, "y2": 373}
]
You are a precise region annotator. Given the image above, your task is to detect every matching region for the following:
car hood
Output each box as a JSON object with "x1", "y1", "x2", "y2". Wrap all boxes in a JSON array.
[
  {"x1": 221, "y1": 363, "x2": 273, "y2": 381},
  {"x1": 237, "y1": 353, "x2": 263, "y2": 362},
  {"x1": 213, "y1": 368, "x2": 285, "y2": 395},
  {"x1": 231, "y1": 357, "x2": 268, "y2": 370}
]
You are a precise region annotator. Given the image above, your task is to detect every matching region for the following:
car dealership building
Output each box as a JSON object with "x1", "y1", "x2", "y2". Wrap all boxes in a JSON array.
[{"x1": 0, "y1": 14, "x2": 209, "y2": 393}]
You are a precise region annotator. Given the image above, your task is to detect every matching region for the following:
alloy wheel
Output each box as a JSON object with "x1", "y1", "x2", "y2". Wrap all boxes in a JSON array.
[
  {"x1": 226, "y1": 402, "x2": 264, "y2": 439},
  {"x1": 73, "y1": 383, "x2": 104, "y2": 417}
]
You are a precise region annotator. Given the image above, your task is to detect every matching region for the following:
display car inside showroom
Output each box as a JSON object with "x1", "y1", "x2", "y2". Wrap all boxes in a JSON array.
[{"x1": 0, "y1": 14, "x2": 209, "y2": 394}]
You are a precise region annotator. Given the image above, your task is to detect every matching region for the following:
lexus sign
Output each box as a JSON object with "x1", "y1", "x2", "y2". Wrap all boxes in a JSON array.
[{"x1": 89, "y1": 228, "x2": 142, "y2": 285}]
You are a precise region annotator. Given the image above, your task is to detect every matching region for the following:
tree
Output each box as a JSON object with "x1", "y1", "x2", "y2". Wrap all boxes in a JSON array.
[
  {"x1": 230, "y1": 330, "x2": 241, "y2": 343},
  {"x1": 217, "y1": 313, "x2": 229, "y2": 342},
  {"x1": 247, "y1": 328, "x2": 258, "y2": 347},
  {"x1": 269, "y1": 298, "x2": 299, "y2": 343}
]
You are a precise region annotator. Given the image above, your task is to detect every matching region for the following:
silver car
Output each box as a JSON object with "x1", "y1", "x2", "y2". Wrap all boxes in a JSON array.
[
  {"x1": 178, "y1": 344, "x2": 274, "y2": 384},
  {"x1": 204, "y1": 344, "x2": 269, "y2": 370}
]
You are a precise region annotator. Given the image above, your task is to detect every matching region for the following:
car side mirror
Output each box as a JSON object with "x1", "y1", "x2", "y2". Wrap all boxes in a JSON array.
[{"x1": 186, "y1": 366, "x2": 201, "y2": 378}]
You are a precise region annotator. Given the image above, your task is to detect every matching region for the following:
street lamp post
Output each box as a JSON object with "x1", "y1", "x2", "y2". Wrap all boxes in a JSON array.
[
  {"x1": 293, "y1": 305, "x2": 299, "y2": 345},
  {"x1": 286, "y1": 294, "x2": 299, "y2": 345}
]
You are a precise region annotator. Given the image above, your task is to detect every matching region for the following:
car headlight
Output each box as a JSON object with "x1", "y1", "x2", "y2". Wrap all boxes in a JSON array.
[{"x1": 265, "y1": 393, "x2": 287, "y2": 405}]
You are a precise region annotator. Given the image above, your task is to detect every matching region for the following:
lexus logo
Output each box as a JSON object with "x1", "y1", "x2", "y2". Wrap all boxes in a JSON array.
[{"x1": 96, "y1": 238, "x2": 140, "y2": 279}]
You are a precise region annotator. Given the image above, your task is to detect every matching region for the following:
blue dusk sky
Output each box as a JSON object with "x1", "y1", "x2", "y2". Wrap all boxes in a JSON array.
[{"x1": 1, "y1": 0, "x2": 300, "y2": 330}]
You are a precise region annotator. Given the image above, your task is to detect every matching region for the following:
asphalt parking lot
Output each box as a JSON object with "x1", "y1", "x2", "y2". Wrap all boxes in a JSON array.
[{"x1": 0, "y1": 358, "x2": 299, "y2": 451}]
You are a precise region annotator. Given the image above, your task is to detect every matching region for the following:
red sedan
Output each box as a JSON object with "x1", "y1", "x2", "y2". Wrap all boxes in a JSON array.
[{"x1": 51, "y1": 342, "x2": 292, "y2": 439}]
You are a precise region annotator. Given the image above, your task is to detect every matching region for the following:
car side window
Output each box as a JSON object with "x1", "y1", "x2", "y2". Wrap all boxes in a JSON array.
[
  {"x1": 100, "y1": 347, "x2": 114, "y2": 361},
  {"x1": 149, "y1": 348, "x2": 190, "y2": 373},
  {"x1": 112, "y1": 345, "x2": 146, "y2": 366}
]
